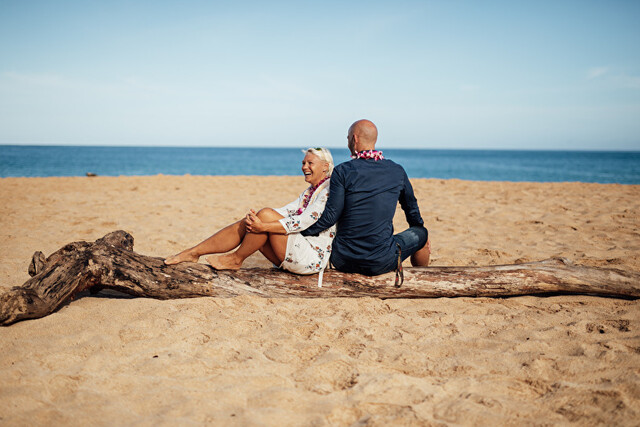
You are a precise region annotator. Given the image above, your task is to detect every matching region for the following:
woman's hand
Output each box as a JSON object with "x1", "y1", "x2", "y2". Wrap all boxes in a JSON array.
[{"x1": 245, "y1": 209, "x2": 266, "y2": 233}]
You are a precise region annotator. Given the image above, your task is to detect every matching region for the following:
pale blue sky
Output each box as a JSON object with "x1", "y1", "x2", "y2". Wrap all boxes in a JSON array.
[{"x1": 1, "y1": 0, "x2": 639, "y2": 149}]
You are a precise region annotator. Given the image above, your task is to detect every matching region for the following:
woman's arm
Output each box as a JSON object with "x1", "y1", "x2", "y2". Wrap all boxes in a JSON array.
[{"x1": 245, "y1": 210, "x2": 287, "y2": 234}]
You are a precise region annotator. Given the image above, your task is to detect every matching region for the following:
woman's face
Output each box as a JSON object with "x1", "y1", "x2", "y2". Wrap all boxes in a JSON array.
[{"x1": 301, "y1": 152, "x2": 328, "y2": 187}]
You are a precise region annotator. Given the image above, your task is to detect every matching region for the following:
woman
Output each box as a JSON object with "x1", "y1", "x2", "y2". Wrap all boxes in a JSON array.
[{"x1": 165, "y1": 147, "x2": 336, "y2": 275}]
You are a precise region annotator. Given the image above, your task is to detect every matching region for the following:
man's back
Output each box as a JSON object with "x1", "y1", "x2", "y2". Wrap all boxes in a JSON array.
[{"x1": 303, "y1": 157, "x2": 423, "y2": 275}]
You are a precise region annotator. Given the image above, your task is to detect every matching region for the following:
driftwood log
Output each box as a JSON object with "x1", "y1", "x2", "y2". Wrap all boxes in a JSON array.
[{"x1": 1, "y1": 230, "x2": 639, "y2": 326}]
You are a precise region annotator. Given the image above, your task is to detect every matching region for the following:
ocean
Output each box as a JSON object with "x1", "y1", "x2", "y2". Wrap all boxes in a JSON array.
[{"x1": 1, "y1": 145, "x2": 639, "y2": 184}]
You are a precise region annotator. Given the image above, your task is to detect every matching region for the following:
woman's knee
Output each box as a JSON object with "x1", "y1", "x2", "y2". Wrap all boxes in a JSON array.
[{"x1": 257, "y1": 207, "x2": 282, "y2": 221}]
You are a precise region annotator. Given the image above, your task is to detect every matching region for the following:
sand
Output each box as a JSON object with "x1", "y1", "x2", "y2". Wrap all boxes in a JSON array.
[{"x1": 1, "y1": 175, "x2": 639, "y2": 426}]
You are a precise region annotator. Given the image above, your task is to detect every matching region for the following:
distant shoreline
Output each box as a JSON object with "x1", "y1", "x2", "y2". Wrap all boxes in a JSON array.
[{"x1": 1, "y1": 175, "x2": 638, "y2": 188}]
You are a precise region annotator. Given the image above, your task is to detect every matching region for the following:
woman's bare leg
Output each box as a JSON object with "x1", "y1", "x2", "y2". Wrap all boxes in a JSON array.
[
  {"x1": 207, "y1": 232, "x2": 289, "y2": 270},
  {"x1": 207, "y1": 208, "x2": 287, "y2": 270},
  {"x1": 259, "y1": 241, "x2": 281, "y2": 266},
  {"x1": 262, "y1": 234, "x2": 288, "y2": 265},
  {"x1": 164, "y1": 220, "x2": 247, "y2": 265}
]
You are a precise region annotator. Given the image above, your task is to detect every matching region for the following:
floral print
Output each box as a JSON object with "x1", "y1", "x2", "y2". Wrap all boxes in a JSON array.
[
  {"x1": 295, "y1": 176, "x2": 329, "y2": 215},
  {"x1": 273, "y1": 180, "x2": 336, "y2": 275}
]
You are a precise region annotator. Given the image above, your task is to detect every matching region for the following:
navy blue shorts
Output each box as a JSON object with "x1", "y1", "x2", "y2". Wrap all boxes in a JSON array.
[
  {"x1": 330, "y1": 226, "x2": 428, "y2": 276},
  {"x1": 393, "y1": 226, "x2": 429, "y2": 264}
]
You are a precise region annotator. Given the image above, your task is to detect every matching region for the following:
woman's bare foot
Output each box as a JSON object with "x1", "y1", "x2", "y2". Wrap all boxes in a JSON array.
[
  {"x1": 206, "y1": 253, "x2": 243, "y2": 270},
  {"x1": 164, "y1": 250, "x2": 200, "y2": 265}
]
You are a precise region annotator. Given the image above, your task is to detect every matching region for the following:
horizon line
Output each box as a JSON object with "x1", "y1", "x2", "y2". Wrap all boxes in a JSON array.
[{"x1": 1, "y1": 143, "x2": 639, "y2": 153}]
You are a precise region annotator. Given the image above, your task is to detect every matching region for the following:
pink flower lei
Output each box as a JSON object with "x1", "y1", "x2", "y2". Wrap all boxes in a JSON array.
[
  {"x1": 295, "y1": 176, "x2": 329, "y2": 215},
  {"x1": 352, "y1": 150, "x2": 384, "y2": 161}
]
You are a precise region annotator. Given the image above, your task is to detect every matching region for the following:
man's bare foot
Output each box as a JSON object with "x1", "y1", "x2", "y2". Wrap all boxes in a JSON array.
[
  {"x1": 164, "y1": 250, "x2": 199, "y2": 265},
  {"x1": 206, "y1": 253, "x2": 243, "y2": 270}
]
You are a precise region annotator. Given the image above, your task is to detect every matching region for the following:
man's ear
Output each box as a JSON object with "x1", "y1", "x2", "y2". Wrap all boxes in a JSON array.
[{"x1": 352, "y1": 134, "x2": 359, "y2": 151}]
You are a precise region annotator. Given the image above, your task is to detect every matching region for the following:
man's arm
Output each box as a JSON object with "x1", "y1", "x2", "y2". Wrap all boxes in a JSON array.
[
  {"x1": 301, "y1": 168, "x2": 346, "y2": 236},
  {"x1": 398, "y1": 169, "x2": 424, "y2": 227}
]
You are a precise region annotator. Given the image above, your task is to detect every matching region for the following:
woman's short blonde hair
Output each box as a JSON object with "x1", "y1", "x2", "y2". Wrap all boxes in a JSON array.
[{"x1": 304, "y1": 147, "x2": 334, "y2": 177}]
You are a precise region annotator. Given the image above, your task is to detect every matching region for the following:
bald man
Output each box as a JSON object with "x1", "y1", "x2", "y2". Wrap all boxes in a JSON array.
[{"x1": 302, "y1": 120, "x2": 430, "y2": 281}]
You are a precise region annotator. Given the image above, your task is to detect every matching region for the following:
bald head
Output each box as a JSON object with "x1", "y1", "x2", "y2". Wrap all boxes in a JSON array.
[{"x1": 347, "y1": 119, "x2": 378, "y2": 154}]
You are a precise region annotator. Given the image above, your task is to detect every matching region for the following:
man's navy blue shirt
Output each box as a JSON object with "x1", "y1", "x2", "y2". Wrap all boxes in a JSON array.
[{"x1": 302, "y1": 157, "x2": 424, "y2": 274}]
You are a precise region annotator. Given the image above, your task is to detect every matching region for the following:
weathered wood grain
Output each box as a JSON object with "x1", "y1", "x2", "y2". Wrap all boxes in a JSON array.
[{"x1": 1, "y1": 230, "x2": 638, "y2": 326}]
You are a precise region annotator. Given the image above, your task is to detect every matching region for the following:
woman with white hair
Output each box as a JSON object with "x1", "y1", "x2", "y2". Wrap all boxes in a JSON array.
[{"x1": 165, "y1": 147, "x2": 336, "y2": 275}]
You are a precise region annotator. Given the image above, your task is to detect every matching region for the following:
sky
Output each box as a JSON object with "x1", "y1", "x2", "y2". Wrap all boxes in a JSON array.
[{"x1": 0, "y1": 0, "x2": 639, "y2": 150}]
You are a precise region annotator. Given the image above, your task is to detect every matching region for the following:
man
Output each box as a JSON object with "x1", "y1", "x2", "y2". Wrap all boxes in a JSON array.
[{"x1": 302, "y1": 119, "x2": 430, "y2": 279}]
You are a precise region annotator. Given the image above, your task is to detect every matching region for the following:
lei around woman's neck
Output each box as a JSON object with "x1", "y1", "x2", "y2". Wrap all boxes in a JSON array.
[{"x1": 296, "y1": 176, "x2": 329, "y2": 215}]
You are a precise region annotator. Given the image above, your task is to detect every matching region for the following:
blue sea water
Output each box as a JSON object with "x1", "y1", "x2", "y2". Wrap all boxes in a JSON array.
[{"x1": 1, "y1": 145, "x2": 639, "y2": 184}]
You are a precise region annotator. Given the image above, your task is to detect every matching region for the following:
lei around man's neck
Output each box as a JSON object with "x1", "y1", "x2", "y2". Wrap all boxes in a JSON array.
[{"x1": 352, "y1": 150, "x2": 384, "y2": 161}]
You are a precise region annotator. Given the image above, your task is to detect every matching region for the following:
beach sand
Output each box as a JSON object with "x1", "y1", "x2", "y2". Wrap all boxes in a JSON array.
[{"x1": 1, "y1": 175, "x2": 639, "y2": 425}]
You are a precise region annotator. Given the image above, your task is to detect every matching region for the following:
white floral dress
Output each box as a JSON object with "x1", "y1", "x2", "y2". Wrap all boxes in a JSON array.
[{"x1": 274, "y1": 179, "x2": 336, "y2": 275}]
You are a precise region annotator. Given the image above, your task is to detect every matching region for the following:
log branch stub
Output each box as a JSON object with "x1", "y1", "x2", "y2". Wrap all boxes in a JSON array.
[
  {"x1": 1, "y1": 230, "x2": 638, "y2": 326},
  {"x1": 28, "y1": 251, "x2": 46, "y2": 277}
]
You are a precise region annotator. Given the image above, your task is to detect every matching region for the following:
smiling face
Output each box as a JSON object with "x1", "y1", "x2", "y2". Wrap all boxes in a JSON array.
[{"x1": 301, "y1": 152, "x2": 328, "y2": 187}]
